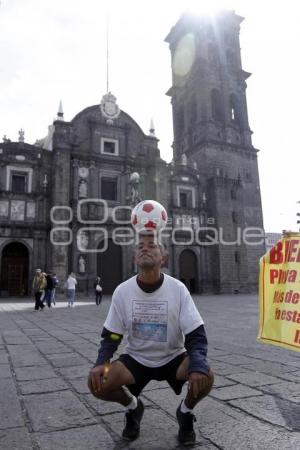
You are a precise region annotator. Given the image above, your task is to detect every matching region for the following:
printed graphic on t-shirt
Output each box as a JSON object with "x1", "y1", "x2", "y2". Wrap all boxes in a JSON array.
[{"x1": 132, "y1": 301, "x2": 168, "y2": 342}]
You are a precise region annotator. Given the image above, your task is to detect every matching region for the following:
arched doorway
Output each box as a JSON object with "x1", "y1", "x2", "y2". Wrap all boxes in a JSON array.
[
  {"x1": 179, "y1": 249, "x2": 198, "y2": 293},
  {"x1": 1, "y1": 242, "x2": 29, "y2": 296},
  {"x1": 97, "y1": 239, "x2": 123, "y2": 294}
]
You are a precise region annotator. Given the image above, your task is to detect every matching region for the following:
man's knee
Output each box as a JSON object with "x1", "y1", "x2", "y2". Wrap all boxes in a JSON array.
[
  {"x1": 193, "y1": 369, "x2": 214, "y2": 402},
  {"x1": 193, "y1": 369, "x2": 214, "y2": 401},
  {"x1": 88, "y1": 360, "x2": 135, "y2": 399},
  {"x1": 90, "y1": 386, "x2": 111, "y2": 400},
  {"x1": 88, "y1": 375, "x2": 119, "y2": 399}
]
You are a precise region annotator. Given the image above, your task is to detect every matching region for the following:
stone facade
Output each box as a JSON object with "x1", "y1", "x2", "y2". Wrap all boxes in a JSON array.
[{"x1": 0, "y1": 11, "x2": 265, "y2": 296}]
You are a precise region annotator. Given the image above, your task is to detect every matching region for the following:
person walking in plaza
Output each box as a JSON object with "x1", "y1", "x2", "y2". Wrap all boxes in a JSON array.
[
  {"x1": 64, "y1": 272, "x2": 77, "y2": 307},
  {"x1": 94, "y1": 276, "x2": 102, "y2": 306},
  {"x1": 51, "y1": 273, "x2": 59, "y2": 305},
  {"x1": 44, "y1": 272, "x2": 54, "y2": 308},
  {"x1": 40, "y1": 272, "x2": 47, "y2": 305},
  {"x1": 32, "y1": 269, "x2": 46, "y2": 311},
  {"x1": 88, "y1": 233, "x2": 214, "y2": 445}
]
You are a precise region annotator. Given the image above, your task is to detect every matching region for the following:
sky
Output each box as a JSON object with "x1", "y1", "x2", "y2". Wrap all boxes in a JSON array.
[{"x1": 0, "y1": 0, "x2": 299, "y2": 233}]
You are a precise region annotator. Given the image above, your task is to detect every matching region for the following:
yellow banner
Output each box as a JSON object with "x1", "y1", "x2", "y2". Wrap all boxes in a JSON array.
[{"x1": 258, "y1": 232, "x2": 300, "y2": 352}]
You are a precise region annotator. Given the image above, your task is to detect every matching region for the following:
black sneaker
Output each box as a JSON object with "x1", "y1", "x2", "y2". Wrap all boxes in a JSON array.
[
  {"x1": 176, "y1": 402, "x2": 196, "y2": 445},
  {"x1": 122, "y1": 398, "x2": 144, "y2": 441}
]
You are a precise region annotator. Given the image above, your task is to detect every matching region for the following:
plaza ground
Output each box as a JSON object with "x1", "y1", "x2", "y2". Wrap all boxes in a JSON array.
[{"x1": 0, "y1": 294, "x2": 299, "y2": 449}]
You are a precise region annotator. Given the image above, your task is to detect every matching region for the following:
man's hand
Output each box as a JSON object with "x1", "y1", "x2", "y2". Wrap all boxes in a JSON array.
[
  {"x1": 188, "y1": 372, "x2": 210, "y2": 398},
  {"x1": 88, "y1": 365, "x2": 106, "y2": 394}
]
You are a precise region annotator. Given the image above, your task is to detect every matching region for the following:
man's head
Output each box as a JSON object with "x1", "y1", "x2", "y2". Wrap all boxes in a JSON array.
[
  {"x1": 35, "y1": 268, "x2": 42, "y2": 275},
  {"x1": 135, "y1": 233, "x2": 166, "y2": 270}
]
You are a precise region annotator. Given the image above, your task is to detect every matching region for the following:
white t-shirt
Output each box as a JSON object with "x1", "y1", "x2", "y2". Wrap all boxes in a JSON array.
[
  {"x1": 66, "y1": 276, "x2": 77, "y2": 290},
  {"x1": 104, "y1": 274, "x2": 204, "y2": 367}
]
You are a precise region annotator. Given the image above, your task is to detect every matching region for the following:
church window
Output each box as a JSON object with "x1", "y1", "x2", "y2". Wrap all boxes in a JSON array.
[
  {"x1": 230, "y1": 94, "x2": 241, "y2": 125},
  {"x1": 231, "y1": 106, "x2": 235, "y2": 120},
  {"x1": 101, "y1": 178, "x2": 117, "y2": 201},
  {"x1": 11, "y1": 173, "x2": 27, "y2": 193},
  {"x1": 6, "y1": 166, "x2": 33, "y2": 193},
  {"x1": 245, "y1": 171, "x2": 251, "y2": 181},
  {"x1": 234, "y1": 250, "x2": 240, "y2": 264},
  {"x1": 231, "y1": 189, "x2": 237, "y2": 200},
  {"x1": 180, "y1": 192, "x2": 188, "y2": 208},
  {"x1": 177, "y1": 186, "x2": 195, "y2": 209},
  {"x1": 101, "y1": 138, "x2": 119, "y2": 155},
  {"x1": 211, "y1": 89, "x2": 224, "y2": 122}
]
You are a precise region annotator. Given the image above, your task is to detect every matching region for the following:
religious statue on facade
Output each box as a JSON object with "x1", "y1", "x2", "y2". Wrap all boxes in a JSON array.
[
  {"x1": 78, "y1": 255, "x2": 86, "y2": 273},
  {"x1": 77, "y1": 230, "x2": 89, "y2": 251},
  {"x1": 42, "y1": 174, "x2": 48, "y2": 189},
  {"x1": 181, "y1": 153, "x2": 187, "y2": 166},
  {"x1": 78, "y1": 179, "x2": 88, "y2": 198},
  {"x1": 129, "y1": 172, "x2": 141, "y2": 205},
  {"x1": 18, "y1": 129, "x2": 25, "y2": 143}
]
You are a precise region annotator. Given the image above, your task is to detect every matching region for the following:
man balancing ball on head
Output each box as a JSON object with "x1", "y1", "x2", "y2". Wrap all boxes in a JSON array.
[{"x1": 88, "y1": 202, "x2": 213, "y2": 445}]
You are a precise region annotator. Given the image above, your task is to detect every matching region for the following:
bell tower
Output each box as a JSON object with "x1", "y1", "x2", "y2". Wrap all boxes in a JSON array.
[
  {"x1": 165, "y1": 10, "x2": 265, "y2": 293},
  {"x1": 166, "y1": 10, "x2": 253, "y2": 161}
]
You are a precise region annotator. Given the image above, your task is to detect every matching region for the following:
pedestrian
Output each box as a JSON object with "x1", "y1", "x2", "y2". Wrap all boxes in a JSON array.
[
  {"x1": 94, "y1": 276, "x2": 102, "y2": 306},
  {"x1": 44, "y1": 272, "x2": 54, "y2": 308},
  {"x1": 32, "y1": 269, "x2": 46, "y2": 311},
  {"x1": 64, "y1": 272, "x2": 77, "y2": 307},
  {"x1": 88, "y1": 232, "x2": 214, "y2": 445},
  {"x1": 40, "y1": 272, "x2": 47, "y2": 305},
  {"x1": 51, "y1": 273, "x2": 59, "y2": 305}
]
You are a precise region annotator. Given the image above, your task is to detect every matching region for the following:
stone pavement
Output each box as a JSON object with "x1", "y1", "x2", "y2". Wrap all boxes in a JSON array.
[{"x1": 0, "y1": 294, "x2": 299, "y2": 450}]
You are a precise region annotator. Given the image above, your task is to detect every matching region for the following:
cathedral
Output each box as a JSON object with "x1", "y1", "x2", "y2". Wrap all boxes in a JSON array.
[{"x1": 0, "y1": 10, "x2": 265, "y2": 296}]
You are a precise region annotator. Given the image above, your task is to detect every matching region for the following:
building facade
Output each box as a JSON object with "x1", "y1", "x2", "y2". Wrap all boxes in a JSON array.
[
  {"x1": 0, "y1": 11, "x2": 265, "y2": 296},
  {"x1": 265, "y1": 233, "x2": 282, "y2": 253}
]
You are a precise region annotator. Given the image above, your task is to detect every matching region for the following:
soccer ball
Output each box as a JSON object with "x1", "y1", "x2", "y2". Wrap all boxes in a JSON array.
[{"x1": 131, "y1": 200, "x2": 168, "y2": 232}]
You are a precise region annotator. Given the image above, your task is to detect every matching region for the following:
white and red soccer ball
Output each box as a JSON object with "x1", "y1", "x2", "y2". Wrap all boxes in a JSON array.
[{"x1": 131, "y1": 200, "x2": 168, "y2": 233}]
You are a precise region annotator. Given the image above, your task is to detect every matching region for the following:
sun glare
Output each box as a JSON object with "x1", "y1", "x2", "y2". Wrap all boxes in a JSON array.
[
  {"x1": 185, "y1": 0, "x2": 233, "y2": 17},
  {"x1": 172, "y1": 33, "x2": 196, "y2": 77}
]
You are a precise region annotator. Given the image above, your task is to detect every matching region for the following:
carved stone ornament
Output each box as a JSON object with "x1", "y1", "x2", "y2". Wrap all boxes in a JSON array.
[
  {"x1": 27, "y1": 202, "x2": 36, "y2": 218},
  {"x1": 0, "y1": 201, "x2": 9, "y2": 217},
  {"x1": 181, "y1": 153, "x2": 187, "y2": 166},
  {"x1": 11, "y1": 200, "x2": 25, "y2": 221},
  {"x1": 100, "y1": 92, "x2": 120, "y2": 124},
  {"x1": 78, "y1": 167, "x2": 89, "y2": 179}
]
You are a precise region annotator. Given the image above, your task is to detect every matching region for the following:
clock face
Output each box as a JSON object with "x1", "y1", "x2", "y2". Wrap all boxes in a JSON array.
[{"x1": 78, "y1": 167, "x2": 88, "y2": 178}]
